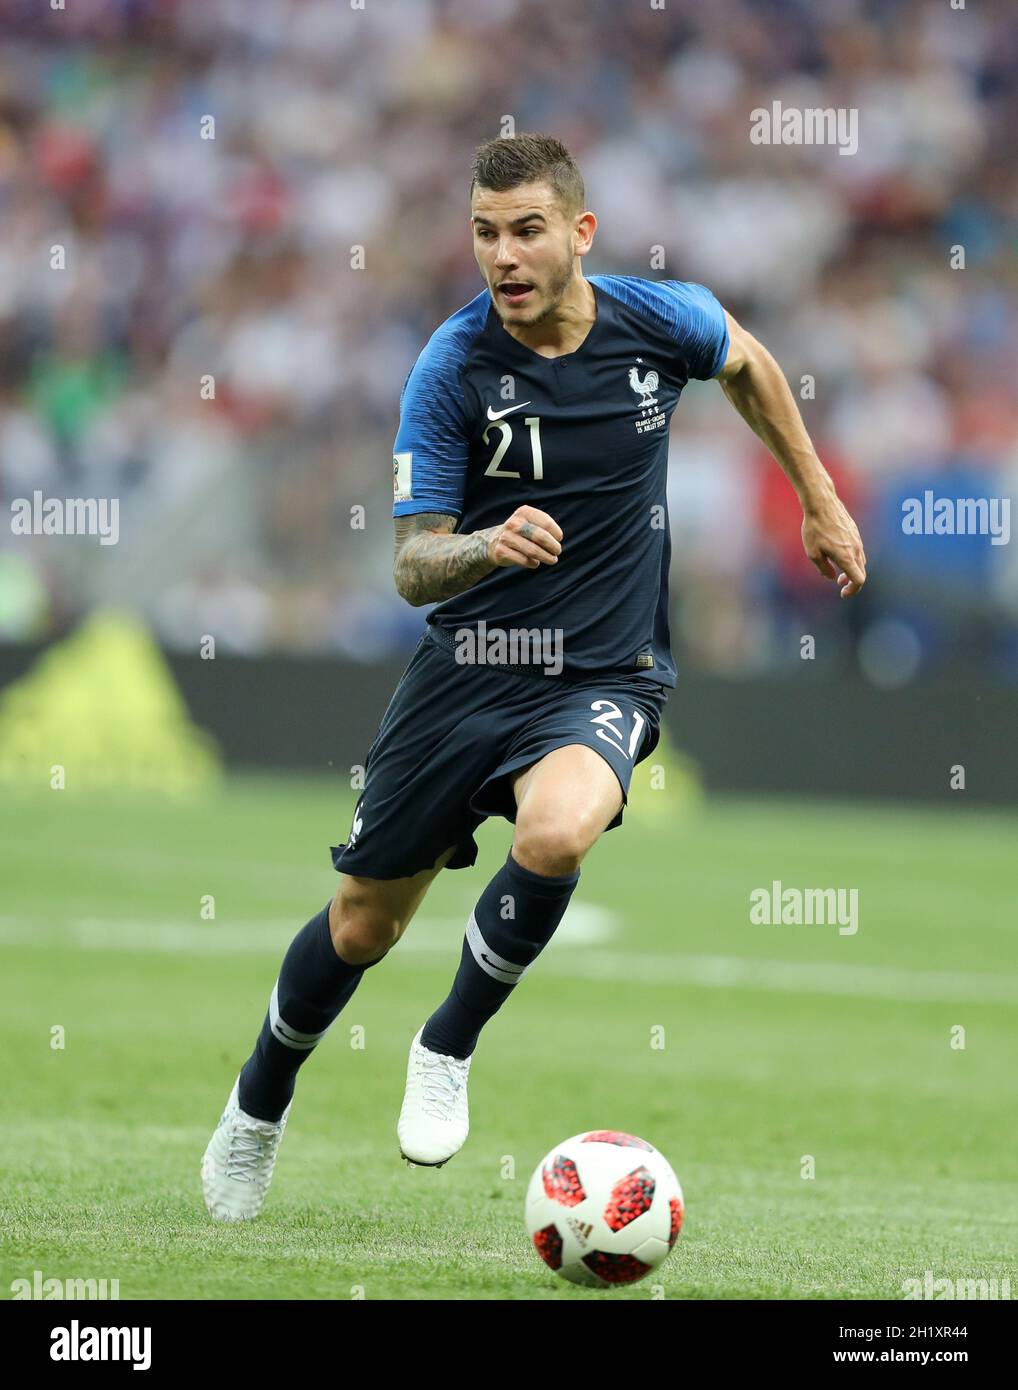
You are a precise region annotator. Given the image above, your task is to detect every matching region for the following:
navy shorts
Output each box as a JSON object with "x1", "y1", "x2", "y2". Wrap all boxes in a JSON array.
[{"x1": 330, "y1": 628, "x2": 669, "y2": 880}]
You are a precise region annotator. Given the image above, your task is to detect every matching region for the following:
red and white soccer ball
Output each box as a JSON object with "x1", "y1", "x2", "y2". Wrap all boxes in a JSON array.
[{"x1": 525, "y1": 1130, "x2": 684, "y2": 1287}]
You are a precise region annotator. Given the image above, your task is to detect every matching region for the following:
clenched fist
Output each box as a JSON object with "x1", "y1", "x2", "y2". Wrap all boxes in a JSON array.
[{"x1": 479, "y1": 505, "x2": 563, "y2": 571}]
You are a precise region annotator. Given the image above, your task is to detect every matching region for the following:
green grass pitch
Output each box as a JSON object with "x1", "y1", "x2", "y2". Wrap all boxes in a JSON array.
[{"x1": 1, "y1": 776, "x2": 1015, "y2": 1300}]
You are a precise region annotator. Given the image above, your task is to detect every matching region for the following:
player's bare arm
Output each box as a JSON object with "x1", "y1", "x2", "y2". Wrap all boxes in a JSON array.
[
  {"x1": 717, "y1": 311, "x2": 867, "y2": 598},
  {"x1": 393, "y1": 506, "x2": 563, "y2": 606}
]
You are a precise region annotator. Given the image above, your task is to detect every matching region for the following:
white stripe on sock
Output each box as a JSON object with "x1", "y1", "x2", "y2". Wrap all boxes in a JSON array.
[
  {"x1": 268, "y1": 980, "x2": 330, "y2": 1050},
  {"x1": 465, "y1": 911, "x2": 529, "y2": 986}
]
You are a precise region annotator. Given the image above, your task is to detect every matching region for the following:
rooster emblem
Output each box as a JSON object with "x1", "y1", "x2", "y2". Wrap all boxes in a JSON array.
[{"x1": 629, "y1": 365, "x2": 659, "y2": 410}]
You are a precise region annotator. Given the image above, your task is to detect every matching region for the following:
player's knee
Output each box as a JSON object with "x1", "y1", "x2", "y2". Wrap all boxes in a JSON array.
[
  {"x1": 512, "y1": 814, "x2": 594, "y2": 876},
  {"x1": 328, "y1": 885, "x2": 402, "y2": 965}
]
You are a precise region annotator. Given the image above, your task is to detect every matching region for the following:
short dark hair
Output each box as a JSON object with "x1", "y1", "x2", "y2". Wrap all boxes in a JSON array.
[{"x1": 470, "y1": 133, "x2": 585, "y2": 219}]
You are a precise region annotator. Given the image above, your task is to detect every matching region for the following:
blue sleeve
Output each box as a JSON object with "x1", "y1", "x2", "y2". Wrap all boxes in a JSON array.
[
  {"x1": 392, "y1": 300, "x2": 488, "y2": 519},
  {"x1": 659, "y1": 280, "x2": 729, "y2": 380},
  {"x1": 591, "y1": 275, "x2": 729, "y2": 381}
]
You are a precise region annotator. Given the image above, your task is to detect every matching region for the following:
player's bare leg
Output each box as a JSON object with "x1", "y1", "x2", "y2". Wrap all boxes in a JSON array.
[
  {"x1": 203, "y1": 846, "x2": 453, "y2": 1220},
  {"x1": 398, "y1": 744, "x2": 623, "y2": 1167},
  {"x1": 328, "y1": 846, "x2": 455, "y2": 963},
  {"x1": 509, "y1": 744, "x2": 624, "y2": 875}
]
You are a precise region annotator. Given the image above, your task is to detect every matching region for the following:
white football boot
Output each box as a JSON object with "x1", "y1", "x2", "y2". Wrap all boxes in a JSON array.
[
  {"x1": 201, "y1": 1076, "x2": 291, "y2": 1221},
  {"x1": 397, "y1": 1027, "x2": 472, "y2": 1167}
]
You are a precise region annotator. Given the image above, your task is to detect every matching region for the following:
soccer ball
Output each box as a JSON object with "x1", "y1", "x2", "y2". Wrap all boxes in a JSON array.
[{"x1": 525, "y1": 1130, "x2": 684, "y2": 1287}]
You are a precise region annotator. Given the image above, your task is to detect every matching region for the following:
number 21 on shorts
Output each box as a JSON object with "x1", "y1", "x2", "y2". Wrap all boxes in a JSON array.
[{"x1": 589, "y1": 699, "x2": 646, "y2": 760}]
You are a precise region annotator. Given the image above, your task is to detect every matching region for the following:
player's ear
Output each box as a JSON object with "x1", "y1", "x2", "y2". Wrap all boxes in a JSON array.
[{"x1": 576, "y1": 209, "x2": 596, "y2": 252}]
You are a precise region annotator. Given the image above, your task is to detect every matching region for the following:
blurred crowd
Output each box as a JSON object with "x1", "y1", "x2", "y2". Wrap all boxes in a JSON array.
[{"x1": 0, "y1": 0, "x2": 1016, "y2": 681}]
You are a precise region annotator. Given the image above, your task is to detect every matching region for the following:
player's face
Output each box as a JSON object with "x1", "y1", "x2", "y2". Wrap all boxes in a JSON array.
[{"x1": 471, "y1": 182, "x2": 581, "y2": 327}]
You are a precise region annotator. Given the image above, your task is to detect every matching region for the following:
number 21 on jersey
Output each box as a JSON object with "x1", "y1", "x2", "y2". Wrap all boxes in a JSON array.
[{"x1": 483, "y1": 416, "x2": 543, "y2": 480}]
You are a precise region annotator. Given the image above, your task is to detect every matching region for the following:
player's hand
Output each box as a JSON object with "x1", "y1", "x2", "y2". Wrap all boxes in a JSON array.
[
  {"x1": 480, "y1": 506, "x2": 563, "y2": 570},
  {"x1": 801, "y1": 492, "x2": 867, "y2": 598}
]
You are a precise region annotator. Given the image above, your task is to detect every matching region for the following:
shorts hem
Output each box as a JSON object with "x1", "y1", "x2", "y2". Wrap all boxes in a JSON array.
[
  {"x1": 470, "y1": 740, "x2": 630, "y2": 830},
  {"x1": 329, "y1": 837, "x2": 479, "y2": 879}
]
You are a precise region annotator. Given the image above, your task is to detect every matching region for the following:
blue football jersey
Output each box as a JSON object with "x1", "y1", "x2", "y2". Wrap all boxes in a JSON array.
[{"x1": 391, "y1": 275, "x2": 729, "y2": 686}]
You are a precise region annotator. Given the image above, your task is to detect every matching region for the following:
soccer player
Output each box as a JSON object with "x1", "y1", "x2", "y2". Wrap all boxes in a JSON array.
[{"x1": 202, "y1": 133, "x2": 866, "y2": 1220}]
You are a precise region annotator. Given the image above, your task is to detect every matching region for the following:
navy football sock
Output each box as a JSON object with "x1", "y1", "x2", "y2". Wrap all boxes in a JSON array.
[
  {"x1": 421, "y1": 851, "x2": 580, "y2": 1060},
  {"x1": 238, "y1": 903, "x2": 385, "y2": 1122}
]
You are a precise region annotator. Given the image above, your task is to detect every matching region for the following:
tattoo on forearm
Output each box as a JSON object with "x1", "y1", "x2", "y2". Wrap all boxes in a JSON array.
[{"x1": 393, "y1": 513, "x2": 495, "y2": 605}]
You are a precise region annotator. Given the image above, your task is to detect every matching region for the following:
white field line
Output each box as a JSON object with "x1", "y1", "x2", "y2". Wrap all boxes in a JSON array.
[
  {"x1": 0, "y1": 902, "x2": 616, "y2": 954},
  {"x1": 1, "y1": 911, "x2": 1015, "y2": 1003}
]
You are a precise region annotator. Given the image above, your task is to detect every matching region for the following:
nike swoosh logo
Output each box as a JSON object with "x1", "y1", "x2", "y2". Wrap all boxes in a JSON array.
[
  {"x1": 481, "y1": 952, "x2": 525, "y2": 975},
  {"x1": 486, "y1": 402, "x2": 532, "y2": 421}
]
